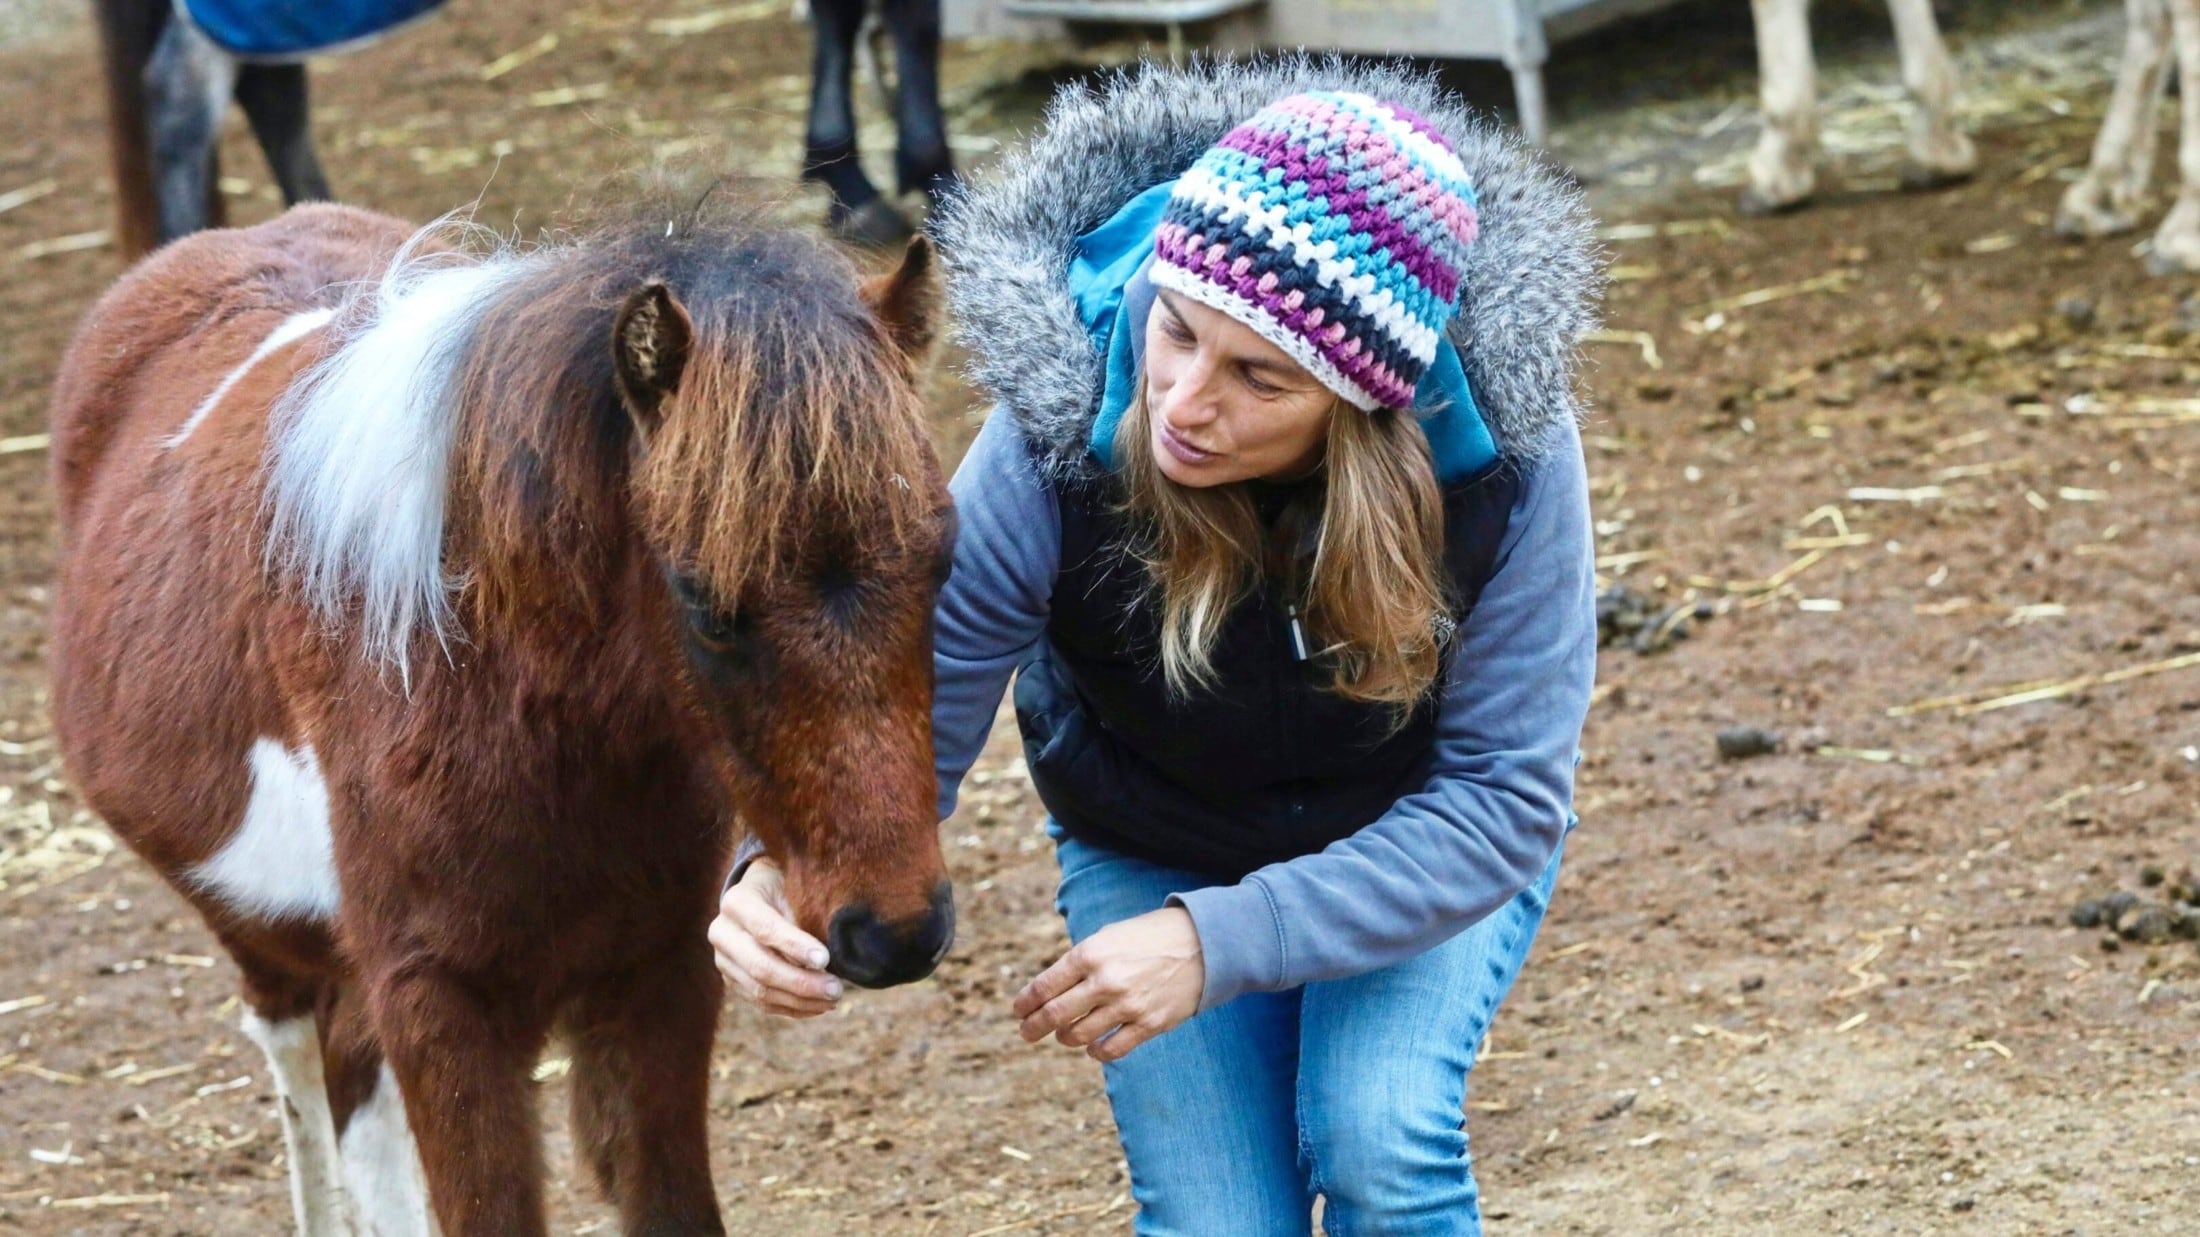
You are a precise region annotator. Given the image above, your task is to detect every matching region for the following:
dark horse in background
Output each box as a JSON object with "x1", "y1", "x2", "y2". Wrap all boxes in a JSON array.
[
  {"x1": 93, "y1": 0, "x2": 954, "y2": 258},
  {"x1": 49, "y1": 193, "x2": 954, "y2": 1234},
  {"x1": 803, "y1": 0, "x2": 957, "y2": 245},
  {"x1": 91, "y1": 0, "x2": 437, "y2": 257}
]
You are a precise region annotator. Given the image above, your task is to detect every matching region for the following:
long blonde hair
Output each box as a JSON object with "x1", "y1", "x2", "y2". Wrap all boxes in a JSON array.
[{"x1": 1116, "y1": 381, "x2": 1451, "y2": 713}]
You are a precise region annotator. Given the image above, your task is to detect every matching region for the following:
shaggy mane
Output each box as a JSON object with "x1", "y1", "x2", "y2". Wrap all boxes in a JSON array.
[{"x1": 267, "y1": 196, "x2": 935, "y2": 675}]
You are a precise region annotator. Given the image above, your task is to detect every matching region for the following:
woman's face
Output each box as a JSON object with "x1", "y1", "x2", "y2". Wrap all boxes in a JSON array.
[{"x1": 1143, "y1": 290, "x2": 1337, "y2": 487}]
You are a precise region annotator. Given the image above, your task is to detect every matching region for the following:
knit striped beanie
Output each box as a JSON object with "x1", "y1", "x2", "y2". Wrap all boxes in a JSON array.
[{"x1": 1150, "y1": 90, "x2": 1479, "y2": 412}]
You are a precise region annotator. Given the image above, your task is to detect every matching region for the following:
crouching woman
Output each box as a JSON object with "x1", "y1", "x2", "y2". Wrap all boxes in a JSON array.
[{"x1": 713, "y1": 60, "x2": 1604, "y2": 1235}]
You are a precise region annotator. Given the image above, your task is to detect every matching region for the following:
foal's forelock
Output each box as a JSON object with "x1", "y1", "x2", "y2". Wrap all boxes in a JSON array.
[
  {"x1": 261, "y1": 215, "x2": 937, "y2": 682},
  {"x1": 628, "y1": 316, "x2": 937, "y2": 603}
]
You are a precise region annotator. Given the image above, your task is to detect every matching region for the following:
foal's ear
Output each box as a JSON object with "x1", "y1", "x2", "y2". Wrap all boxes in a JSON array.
[
  {"x1": 612, "y1": 281, "x2": 694, "y2": 445},
  {"x1": 860, "y1": 235, "x2": 936, "y2": 362}
]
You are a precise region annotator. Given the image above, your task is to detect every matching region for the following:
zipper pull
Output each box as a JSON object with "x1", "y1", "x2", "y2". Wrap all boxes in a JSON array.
[{"x1": 1286, "y1": 602, "x2": 1310, "y2": 662}]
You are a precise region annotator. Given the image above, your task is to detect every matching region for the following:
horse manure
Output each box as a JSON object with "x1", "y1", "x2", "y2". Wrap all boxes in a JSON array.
[
  {"x1": 2071, "y1": 860, "x2": 2200, "y2": 947},
  {"x1": 1716, "y1": 726, "x2": 1781, "y2": 761},
  {"x1": 2117, "y1": 903, "x2": 2174, "y2": 946}
]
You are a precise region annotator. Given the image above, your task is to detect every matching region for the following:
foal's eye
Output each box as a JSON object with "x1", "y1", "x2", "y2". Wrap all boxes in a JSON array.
[
  {"x1": 688, "y1": 606, "x2": 746, "y2": 649},
  {"x1": 672, "y1": 577, "x2": 749, "y2": 650}
]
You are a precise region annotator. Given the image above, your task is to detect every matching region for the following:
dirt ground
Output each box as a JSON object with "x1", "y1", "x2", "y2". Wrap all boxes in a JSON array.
[{"x1": 2, "y1": 0, "x2": 2197, "y2": 1233}]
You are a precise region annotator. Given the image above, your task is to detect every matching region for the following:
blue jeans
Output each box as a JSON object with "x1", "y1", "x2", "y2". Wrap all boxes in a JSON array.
[{"x1": 1053, "y1": 827, "x2": 1565, "y2": 1237}]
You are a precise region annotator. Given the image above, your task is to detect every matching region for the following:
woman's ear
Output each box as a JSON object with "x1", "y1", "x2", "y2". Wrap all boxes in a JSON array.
[{"x1": 860, "y1": 236, "x2": 935, "y2": 362}]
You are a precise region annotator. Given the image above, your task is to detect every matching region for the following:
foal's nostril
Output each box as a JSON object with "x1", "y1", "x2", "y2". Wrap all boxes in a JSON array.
[{"x1": 825, "y1": 884, "x2": 956, "y2": 989}]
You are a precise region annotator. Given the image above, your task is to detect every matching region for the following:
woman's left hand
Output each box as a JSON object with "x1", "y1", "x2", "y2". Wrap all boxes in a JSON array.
[{"x1": 1013, "y1": 907, "x2": 1205, "y2": 1062}]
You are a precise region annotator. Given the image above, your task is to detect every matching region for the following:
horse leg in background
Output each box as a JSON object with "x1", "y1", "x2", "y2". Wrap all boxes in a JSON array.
[
  {"x1": 2058, "y1": 0, "x2": 2173, "y2": 238},
  {"x1": 565, "y1": 945, "x2": 727, "y2": 1234},
  {"x1": 804, "y1": 0, "x2": 915, "y2": 245},
  {"x1": 1742, "y1": 0, "x2": 1819, "y2": 214},
  {"x1": 324, "y1": 986, "x2": 437, "y2": 1237},
  {"x1": 369, "y1": 962, "x2": 550, "y2": 1235},
  {"x1": 858, "y1": 6, "x2": 894, "y2": 118},
  {"x1": 879, "y1": 0, "x2": 956, "y2": 207},
  {"x1": 1886, "y1": 0, "x2": 1975, "y2": 188},
  {"x1": 2146, "y1": 0, "x2": 2200, "y2": 272},
  {"x1": 144, "y1": 13, "x2": 235, "y2": 244},
  {"x1": 221, "y1": 945, "x2": 353, "y2": 1236},
  {"x1": 92, "y1": 0, "x2": 168, "y2": 259},
  {"x1": 235, "y1": 62, "x2": 334, "y2": 207}
]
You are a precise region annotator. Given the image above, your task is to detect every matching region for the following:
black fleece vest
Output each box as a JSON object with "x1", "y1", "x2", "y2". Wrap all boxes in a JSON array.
[{"x1": 1014, "y1": 458, "x2": 1523, "y2": 880}]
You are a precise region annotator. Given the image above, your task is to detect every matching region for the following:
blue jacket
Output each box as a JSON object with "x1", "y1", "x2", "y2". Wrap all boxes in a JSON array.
[{"x1": 926, "y1": 59, "x2": 1605, "y2": 1011}]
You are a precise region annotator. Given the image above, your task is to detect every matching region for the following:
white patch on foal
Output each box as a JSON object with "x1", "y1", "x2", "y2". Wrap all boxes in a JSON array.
[
  {"x1": 190, "y1": 738, "x2": 340, "y2": 921},
  {"x1": 243, "y1": 1011, "x2": 354, "y2": 1237},
  {"x1": 341, "y1": 1063, "x2": 439, "y2": 1237},
  {"x1": 164, "y1": 307, "x2": 336, "y2": 449},
  {"x1": 264, "y1": 227, "x2": 530, "y2": 678}
]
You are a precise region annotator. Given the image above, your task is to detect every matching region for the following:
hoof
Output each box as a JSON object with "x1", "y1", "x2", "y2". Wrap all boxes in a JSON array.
[
  {"x1": 1898, "y1": 161, "x2": 1973, "y2": 193},
  {"x1": 1737, "y1": 185, "x2": 1808, "y2": 217},
  {"x1": 828, "y1": 198, "x2": 916, "y2": 249},
  {"x1": 2052, "y1": 209, "x2": 2137, "y2": 240},
  {"x1": 2143, "y1": 247, "x2": 2200, "y2": 277}
]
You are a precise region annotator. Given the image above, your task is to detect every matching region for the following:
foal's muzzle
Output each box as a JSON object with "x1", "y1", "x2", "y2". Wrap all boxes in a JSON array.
[{"x1": 826, "y1": 882, "x2": 955, "y2": 989}]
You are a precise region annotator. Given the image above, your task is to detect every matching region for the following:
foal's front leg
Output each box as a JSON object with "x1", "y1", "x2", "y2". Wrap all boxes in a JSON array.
[
  {"x1": 568, "y1": 939, "x2": 727, "y2": 1235},
  {"x1": 369, "y1": 966, "x2": 550, "y2": 1236}
]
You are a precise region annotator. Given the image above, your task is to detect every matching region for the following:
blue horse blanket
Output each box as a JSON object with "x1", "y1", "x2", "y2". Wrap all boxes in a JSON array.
[{"x1": 182, "y1": 0, "x2": 449, "y2": 59}]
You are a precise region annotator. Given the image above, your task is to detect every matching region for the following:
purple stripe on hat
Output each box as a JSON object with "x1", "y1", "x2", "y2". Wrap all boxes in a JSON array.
[
  {"x1": 1216, "y1": 117, "x2": 1470, "y2": 269},
  {"x1": 1342, "y1": 129, "x2": 1475, "y2": 259},
  {"x1": 1159, "y1": 222, "x2": 1417, "y2": 407},
  {"x1": 1173, "y1": 162, "x2": 1458, "y2": 354},
  {"x1": 1182, "y1": 177, "x2": 1456, "y2": 340},
  {"x1": 1154, "y1": 89, "x2": 1480, "y2": 410},
  {"x1": 1381, "y1": 99, "x2": 1454, "y2": 149},
  {"x1": 1214, "y1": 128, "x2": 1463, "y2": 303},
  {"x1": 1319, "y1": 99, "x2": 1481, "y2": 247}
]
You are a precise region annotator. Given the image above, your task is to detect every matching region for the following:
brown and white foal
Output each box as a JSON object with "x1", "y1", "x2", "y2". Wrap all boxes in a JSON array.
[{"x1": 47, "y1": 202, "x2": 955, "y2": 1234}]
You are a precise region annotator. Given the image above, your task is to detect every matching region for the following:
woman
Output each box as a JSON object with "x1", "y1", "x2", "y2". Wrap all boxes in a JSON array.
[{"x1": 712, "y1": 59, "x2": 1602, "y2": 1234}]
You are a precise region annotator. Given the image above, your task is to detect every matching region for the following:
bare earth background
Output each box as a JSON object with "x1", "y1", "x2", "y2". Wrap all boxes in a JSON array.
[{"x1": 0, "y1": 0, "x2": 2196, "y2": 1232}]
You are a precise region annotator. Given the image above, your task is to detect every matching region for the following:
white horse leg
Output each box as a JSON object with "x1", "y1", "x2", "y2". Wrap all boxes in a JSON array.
[
  {"x1": 2148, "y1": 0, "x2": 2200, "y2": 271},
  {"x1": 1744, "y1": 0, "x2": 1819, "y2": 213},
  {"x1": 242, "y1": 1011, "x2": 356, "y2": 1237},
  {"x1": 1887, "y1": 0, "x2": 1976, "y2": 187},
  {"x1": 339, "y1": 1063, "x2": 440, "y2": 1237},
  {"x1": 2058, "y1": 0, "x2": 2173, "y2": 236}
]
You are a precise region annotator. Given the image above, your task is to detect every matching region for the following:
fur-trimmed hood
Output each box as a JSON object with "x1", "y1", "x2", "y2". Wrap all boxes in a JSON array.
[{"x1": 933, "y1": 55, "x2": 1604, "y2": 482}]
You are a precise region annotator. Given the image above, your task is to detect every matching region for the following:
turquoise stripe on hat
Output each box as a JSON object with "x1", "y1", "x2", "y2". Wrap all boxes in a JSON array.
[
  {"x1": 1181, "y1": 145, "x2": 1451, "y2": 342},
  {"x1": 1067, "y1": 180, "x2": 1495, "y2": 482}
]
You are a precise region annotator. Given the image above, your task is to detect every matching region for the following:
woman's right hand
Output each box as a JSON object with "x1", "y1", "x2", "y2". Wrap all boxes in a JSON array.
[{"x1": 710, "y1": 858, "x2": 844, "y2": 1018}]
